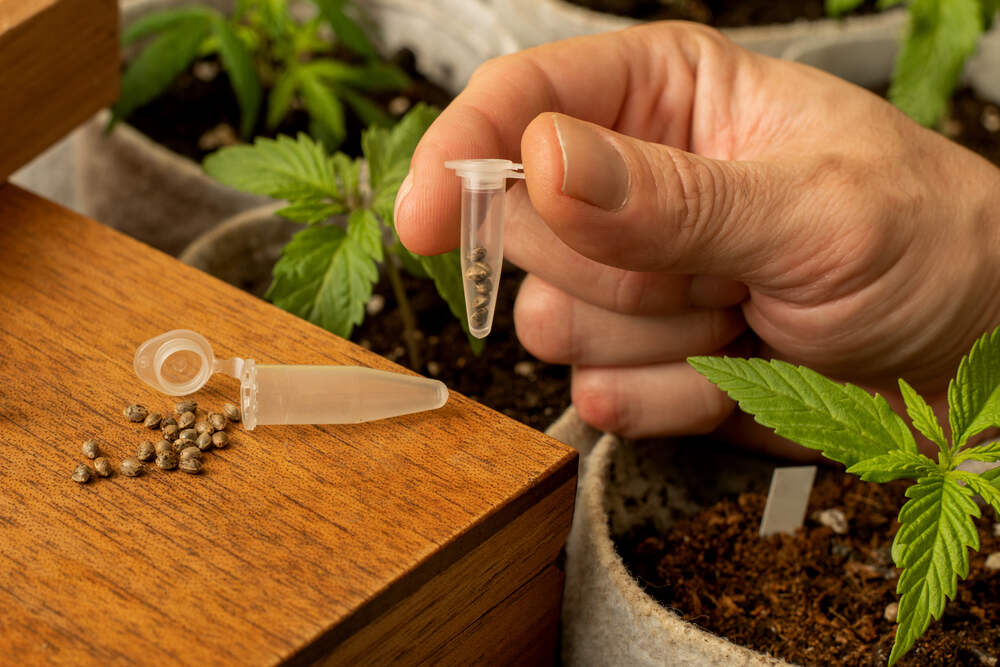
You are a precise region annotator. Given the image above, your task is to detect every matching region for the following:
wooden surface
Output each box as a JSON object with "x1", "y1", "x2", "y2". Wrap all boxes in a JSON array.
[
  {"x1": 0, "y1": 184, "x2": 578, "y2": 665},
  {"x1": 0, "y1": 0, "x2": 119, "y2": 181}
]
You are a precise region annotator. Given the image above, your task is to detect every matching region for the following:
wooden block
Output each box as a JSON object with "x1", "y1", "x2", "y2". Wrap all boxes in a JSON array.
[
  {"x1": 0, "y1": 0, "x2": 119, "y2": 181},
  {"x1": 0, "y1": 184, "x2": 578, "y2": 665}
]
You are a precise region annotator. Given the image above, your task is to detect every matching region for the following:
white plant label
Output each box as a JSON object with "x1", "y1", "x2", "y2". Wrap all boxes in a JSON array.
[{"x1": 759, "y1": 466, "x2": 817, "y2": 538}]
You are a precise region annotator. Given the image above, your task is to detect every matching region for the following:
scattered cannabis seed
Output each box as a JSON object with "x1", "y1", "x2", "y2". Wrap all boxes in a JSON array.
[
  {"x1": 154, "y1": 439, "x2": 172, "y2": 457},
  {"x1": 82, "y1": 439, "x2": 100, "y2": 459},
  {"x1": 178, "y1": 428, "x2": 197, "y2": 443},
  {"x1": 469, "y1": 245, "x2": 486, "y2": 262},
  {"x1": 72, "y1": 464, "x2": 92, "y2": 484},
  {"x1": 161, "y1": 416, "x2": 178, "y2": 430},
  {"x1": 162, "y1": 424, "x2": 179, "y2": 441},
  {"x1": 143, "y1": 412, "x2": 163, "y2": 429},
  {"x1": 156, "y1": 451, "x2": 178, "y2": 470},
  {"x1": 119, "y1": 458, "x2": 143, "y2": 477},
  {"x1": 195, "y1": 420, "x2": 213, "y2": 435},
  {"x1": 94, "y1": 457, "x2": 112, "y2": 478},
  {"x1": 178, "y1": 411, "x2": 196, "y2": 429},
  {"x1": 180, "y1": 446, "x2": 202, "y2": 462},
  {"x1": 211, "y1": 431, "x2": 229, "y2": 448},
  {"x1": 175, "y1": 400, "x2": 197, "y2": 415},
  {"x1": 470, "y1": 309, "x2": 488, "y2": 328},
  {"x1": 179, "y1": 457, "x2": 203, "y2": 474},
  {"x1": 137, "y1": 441, "x2": 155, "y2": 462},
  {"x1": 123, "y1": 404, "x2": 148, "y2": 423},
  {"x1": 471, "y1": 293, "x2": 489, "y2": 309},
  {"x1": 473, "y1": 279, "x2": 490, "y2": 294},
  {"x1": 196, "y1": 432, "x2": 213, "y2": 451},
  {"x1": 208, "y1": 412, "x2": 227, "y2": 431}
]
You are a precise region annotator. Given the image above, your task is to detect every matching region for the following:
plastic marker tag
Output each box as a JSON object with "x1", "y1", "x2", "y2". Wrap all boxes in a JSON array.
[{"x1": 759, "y1": 466, "x2": 817, "y2": 538}]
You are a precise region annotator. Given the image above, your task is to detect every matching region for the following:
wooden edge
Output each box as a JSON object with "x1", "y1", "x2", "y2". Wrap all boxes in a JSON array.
[
  {"x1": 0, "y1": 0, "x2": 119, "y2": 181},
  {"x1": 425, "y1": 564, "x2": 565, "y2": 665},
  {"x1": 302, "y1": 468, "x2": 578, "y2": 665}
]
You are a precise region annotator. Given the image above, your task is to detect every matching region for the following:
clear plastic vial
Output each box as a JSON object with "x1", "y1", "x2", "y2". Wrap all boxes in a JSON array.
[{"x1": 444, "y1": 159, "x2": 524, "y2": 338}]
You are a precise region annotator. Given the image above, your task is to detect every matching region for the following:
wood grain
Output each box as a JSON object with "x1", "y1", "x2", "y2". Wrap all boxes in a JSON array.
[
  {"x1": 0, "y1": 0, "x2": 119, "y2": 181},
  {"x1": 0, "y1": 184, "x2": 577, "y2": 665}
]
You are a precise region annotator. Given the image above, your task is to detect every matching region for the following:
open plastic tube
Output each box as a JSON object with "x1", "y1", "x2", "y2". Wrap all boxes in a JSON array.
[
  {"x1": 444, "y1": 159, "x2": 524, "y2": 338},
  {"x1": 133, "y1": 330, "x2": 449, "y2": 430}
]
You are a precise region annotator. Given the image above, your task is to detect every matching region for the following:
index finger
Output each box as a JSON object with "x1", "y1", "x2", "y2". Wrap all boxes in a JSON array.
[{"x1": 394, "y1": 23, "x2": 703, "y2": 256}]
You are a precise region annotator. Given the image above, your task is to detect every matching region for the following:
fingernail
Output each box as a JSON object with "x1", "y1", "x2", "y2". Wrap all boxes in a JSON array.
[
  {"x1": 393, "y1": 170, "x2": 414, "y2": 223},
  {"x1": 553, "y1": 115, "x2": 629, "y2": 211}
]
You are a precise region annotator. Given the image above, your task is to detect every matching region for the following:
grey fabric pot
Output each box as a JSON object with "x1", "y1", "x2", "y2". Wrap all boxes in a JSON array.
[
  {"x1": 562, "y1": 433, "x2": 789, "y2": 666},
  {"x1": 492, "y1": 0, "x2": 906, "y2": 58},
  {"x1": 782, "y1": 20, "x2": 1000, "y2": 98}
]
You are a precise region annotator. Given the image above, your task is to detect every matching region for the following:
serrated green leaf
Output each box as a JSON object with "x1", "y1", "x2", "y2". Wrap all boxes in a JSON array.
[
  {"x1": 889, "y1": 474, "x2": 979, "y2": 665},
  {"x1": 298, "y1": 66, "x2": 346, "y2": 149},
  {"x1": 313, "y1": 0, "x2": 377, "y2": 58},
  {"x1": 122, "y1": 6, "x2": 216, "y2": 45},
  {"x1": 825, "y1": 0, "x2": 866, "y2": 18},
  {"x1": 203, "y1": 133, "x2": 341, "y2": 201},
  {"x1": 364, "y1": 103, "x2": 439, "y2": 194},
  {"x1": 889, "y1": 0, "x2": 983, "y2": 126},
  {"x1": 331, "y1": 153, "x2": 360, "y2": 204},
  {"x1": 267, "y1": 68, "x2": 299, "y2": 130},
  {"x1": 350, "y1": 209, "x2": 384, "y2": 263},
  {"x1": 275, "y1": 200, "x2": 345, "y2": 224},
  {"x1": 846, "y1": 450, "x2": 937, "y2": 482},
  {"x1": 111, "y1": 20, "x2": 212, "y2": 127},
  {"x1": 306, "y1": 60, "x2": 410, "y2": 92},
  {"x1": 265, "y1": 218, "x2": 378, "y2": 338},
  {"x1": 956, "y1": 439, "x2": 1000, "y2": 464},
  {"x1": 898, "y1": 377, "x2": 948, "y2": 453},
  {"x1": 953, "y1": 470, "x2": 1000, "y2": 516},
  {"x1": 948, "y1": 327, "x2": 1000, "y2": 449},
  {"x1": 688, "y1": 357, "x2": 917, "y2": 468},
  {"x1": 212, "y1": 17, "x2": 261, "y2": 138}
]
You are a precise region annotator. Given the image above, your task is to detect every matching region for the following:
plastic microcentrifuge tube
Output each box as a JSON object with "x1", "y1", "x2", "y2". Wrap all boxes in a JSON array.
[
  {"x1": 444, "y1": 159, "x2": 525, "y2": 338},
  {"x1": 133, "y1": 330, "x2": 448, "y2": 430}
]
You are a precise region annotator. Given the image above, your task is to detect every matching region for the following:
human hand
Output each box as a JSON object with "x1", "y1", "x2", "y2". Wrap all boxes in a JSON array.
[{"x1": 394, "y1": 22, "x2": 1000, "y2": 457}]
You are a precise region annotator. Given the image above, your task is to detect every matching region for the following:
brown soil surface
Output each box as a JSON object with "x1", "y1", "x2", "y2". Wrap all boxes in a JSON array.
[
  {"x1": 944, "y1": 87, "x2": 1000, "y2": 168},
  {"x1": 615, "y1": 469, "x2": 1000, "y2": 666},
  {"x1": 565, "y1": 0, "x2": 879, "y2": 26}
]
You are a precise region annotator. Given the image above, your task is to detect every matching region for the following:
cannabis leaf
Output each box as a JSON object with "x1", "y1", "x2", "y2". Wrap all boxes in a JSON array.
[
  {"x1": 890, "y1": 0, "x2": 983, "y2": 126},
  {"x1": 691, "y1": 326, "x2": 1000, "y2": 665},
  {"x1": 686, "y1": 357, "x2": 916, "y2": 468},
  {"x1": 211, "y1": 15, "x2": 261, "y2": 138},
  {"x1": 824, "y1": 0, "x2": 866, "y2": 17},
  {"x1": 266, "y1": 210, "x2": 380, "y2": 337},
  {"x1": 889, "y1": 474, "x2": 979, "y2": 665},
  {"x1": 898, "y1": 377, "x2": 947, "y2": 452},
  {"x1": 948, "y1": 326, "x2": 1000, "y2": 448}
]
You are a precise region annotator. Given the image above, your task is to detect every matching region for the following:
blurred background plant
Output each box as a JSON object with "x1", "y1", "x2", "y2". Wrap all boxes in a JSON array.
[
  {"x1": 109, "y1": 0, "x2": 410, "y2": 150},
  {"x1": 827, "y1": 0, "x2": 1000, "y2": 126}
]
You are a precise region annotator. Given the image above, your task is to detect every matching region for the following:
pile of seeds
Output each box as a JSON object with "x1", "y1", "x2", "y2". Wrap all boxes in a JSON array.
[
  {"x1": 71, "y1": 400, "x2": 242, "y2": 483},
  {"x1": 464, "y1": 245, "x2": 493, "y2": 328}
]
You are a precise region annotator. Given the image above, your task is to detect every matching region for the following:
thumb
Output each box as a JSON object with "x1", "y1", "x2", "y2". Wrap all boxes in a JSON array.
[{"x1": 521, "y1": 112, "x2": 805, "y2": 279}]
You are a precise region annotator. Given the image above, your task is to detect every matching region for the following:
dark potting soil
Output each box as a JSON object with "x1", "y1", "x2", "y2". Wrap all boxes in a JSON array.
[
  {"x1": 126, "y1": 49, "x2": 452, "y2": 163},
  {"x1": 563, "y1": 0, "x2": 879, "y2": 26},
  {"x1": 615, "y1": 469, "x2": 1000, "y2": 666},
  {"x1": 352, "y1": 266, "x2": 572, "y2": 432},
  {"x1": 943, "y1": 87, "x2": 1000, "y2": 169}
]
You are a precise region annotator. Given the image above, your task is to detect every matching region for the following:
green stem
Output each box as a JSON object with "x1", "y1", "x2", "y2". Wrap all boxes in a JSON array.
[{"x1": 384, "y1": 254, "x2": 421, "y2": 370}]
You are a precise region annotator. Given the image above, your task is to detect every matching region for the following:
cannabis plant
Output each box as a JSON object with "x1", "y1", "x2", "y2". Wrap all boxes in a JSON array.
[
  {"x1": 204, "y1": 104, "x2": 479, "y2": 365},
  {"x1": 827, "y1": 0, "x2": 1000, "y2": 126},
  {"x1": 111, "y1": 0, "x2": 408, "y2": 147},
  {"x1": 691, "y1": 326, "x2": 1000, "y2": 665}
]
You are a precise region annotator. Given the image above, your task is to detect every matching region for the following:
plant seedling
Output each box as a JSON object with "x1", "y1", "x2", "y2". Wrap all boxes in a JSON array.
[
  {"x1": 690, "y1": 326, "x2": 1000, "y2": 665},
  {"x1": 110, "y1": 0, "x2": 409, "y2": 147},
  {"x1": 204, "y1": 104, "x2": 482, "y2": 367},
  {"x1": 827, "y1": 0, "x2": 1000, "y2": 126}
]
